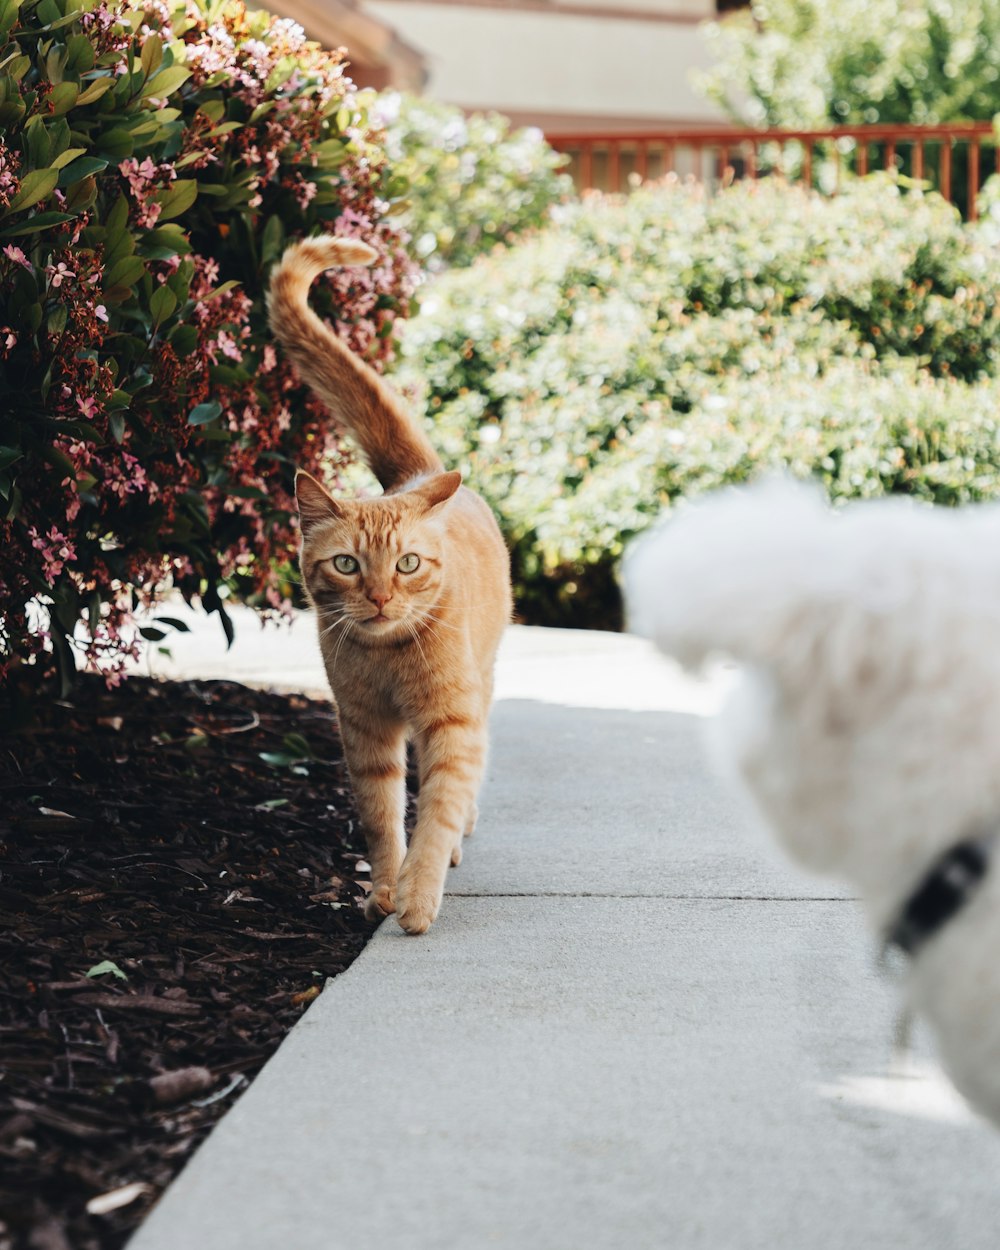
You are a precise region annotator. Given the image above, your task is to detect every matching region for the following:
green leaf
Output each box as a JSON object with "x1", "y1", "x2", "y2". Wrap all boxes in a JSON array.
[
  {"x1": 109, "y1": 410, "x2": 125, "y2": 443},
  {"x1": 140, "y1": 223, "x2": 191, "y2": 258},
  {"x1": 51, "y1": 146, "x2": 87, "y2": 170},
  {"x1": 50, "y1": 82, "x2": 79, "y2": 116},
  {"x1": 0, "y1": 446, "x2": 23, "y2": 472},
  {"x1": 139, "y1": 63, "x2": 191, "y2": 100},
  {"x1": 202, "y1": 279, "x2": 240, "y2": 302},
  {"x1": 259, "y1": 751, "x2": 298, "y2": 768},
  {"x1": 57, "y1": 155, "x2": 108, "y2": 188},
  {"x1": 168, "y1": 323, "x2": 198, "y2": 355},
  {"x1": 188, "y1": 400, "x2": 222, "y2": 425},
  {"x1": 7, "y1": 168, "x2": 59, "y2": 213},
  {"x1": 149, "y1": 284, "x2": 177, "y2": 326},
  {"x1": 105, "y1": 255, "x2": 145, "y2": 289},
  {"x1": 25, "y1": 118, "x2": 53, "y2": 170},
  {"x1": 65, "y1": 33, "x2": 95, "y2": 74},
  {"x1": 260, "y1": 215, "x2": 284, "y2": 266},
  {"x1": 155, "y1": 178, "x2": 197, "y2": 221},
  {"x1": 86, "y1": 959, "x2": 128, "y2": 981},
  {"x1": 282, "y1": 732, "x2": 312, "y2": 757},
  {"x1": 95, "y1": 127, "x2": 134, "y2": 160},
  {"x1": 139, "y1": 625, "x2": 167, "y2": 640},
  {"x1": 0, "y1": 0, "x2": 22, "y2": 38},
  {"x1": 140, "y1": 32, "x2": 163, "y2": 77},
  {"x1": 76, "y1": 76, "x2": 113, "y2": 107},
  {"x1": 154, "y1": 616, "x2": 191, "y2": 632},
  {"x1": 0, "y1": 211, "x2": 75, "y2": 237}
]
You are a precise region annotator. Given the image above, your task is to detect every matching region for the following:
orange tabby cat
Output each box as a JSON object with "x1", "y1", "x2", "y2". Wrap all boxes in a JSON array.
[{"x1": 268, "y1": 236, "x2": 512, "y2": 935}]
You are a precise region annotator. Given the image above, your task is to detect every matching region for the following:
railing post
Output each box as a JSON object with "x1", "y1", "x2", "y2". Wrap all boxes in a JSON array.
[
  {"x1": 940, "y1": 139, "x2": 952, "y2": 202},
  {"x1": 545, "y1": 122, "x2": 993, "y2": 216},
  {"x1": 969, "y1": 138, "x2": 981, "y2": 222},
  {"x1": 580, "y1": 142, "x2": 593, "y2": 192}
]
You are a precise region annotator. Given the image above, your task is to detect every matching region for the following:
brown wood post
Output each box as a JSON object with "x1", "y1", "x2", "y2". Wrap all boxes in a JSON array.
[
  {"x1": 857, "y1": 141, "x2": 869, "y2": 176},
  {"x1": 940, "y1": 139, "x2": 952, "y2": 203},
  {"x1": 885, "y1": 139, "x2": 896, "y2": 172},
  {"x1": 913, "y1": 140, "x2": 924, "y2": 182},
  {"x1": 580, "y1": 142, "x2": 593, "y2": 191},
  {"x1": 969, "y1": 138, "x2": 981, "y2": 221}
]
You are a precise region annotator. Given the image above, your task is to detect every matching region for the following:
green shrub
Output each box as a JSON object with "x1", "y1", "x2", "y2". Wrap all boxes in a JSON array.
[
  {"x1": 373, "y1": 90, "x2": 572, "y2": 270},
  {"x1": 0, "y1": 0, "x2": 417, "y2": 688},
  {"x1": 397, "y1": 176, "x2": 1000, "y2": 626},
  {"x1": 698, "y1": 0, "x2": 1000, "y2": 128}
]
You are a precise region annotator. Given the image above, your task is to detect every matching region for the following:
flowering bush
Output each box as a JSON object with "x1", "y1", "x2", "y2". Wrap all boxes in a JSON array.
[
  {"x1": 373, "y1": 90, "x2": 571, "y2": 270},
  {"x1": 698, "y1": 0, "x2": 1000, "y2": 128},
  {"x1": 0, "y1": 0, "x2": 418, "y2": 689},
  {"x1": 398, "y1": 176, "x2": 1000, "y2": 626}
]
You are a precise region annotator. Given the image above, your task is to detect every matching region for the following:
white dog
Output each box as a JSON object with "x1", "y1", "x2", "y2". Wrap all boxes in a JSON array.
[{"x1": 624, "y1": 478, "x2": 1000, "y2": 1127}]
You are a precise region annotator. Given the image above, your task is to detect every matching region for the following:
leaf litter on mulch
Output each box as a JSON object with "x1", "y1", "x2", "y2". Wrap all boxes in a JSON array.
[{"x1": 0, "y1": 674, "x2": 379, "y2": 1250}]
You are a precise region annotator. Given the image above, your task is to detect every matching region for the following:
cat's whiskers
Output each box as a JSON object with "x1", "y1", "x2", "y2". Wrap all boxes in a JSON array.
[
  {"x1": 414, "y1": 607, "x2": 461, "y2": 635},
  {"x1": 320, "y1": 608, "x2": 353, "y2": 639},
  {"x1": 323, "y1": 613, "x2": 356, "y2": 675},
  {"x1": 403, "y1": 615, "x2": 433, "y2": 675}
]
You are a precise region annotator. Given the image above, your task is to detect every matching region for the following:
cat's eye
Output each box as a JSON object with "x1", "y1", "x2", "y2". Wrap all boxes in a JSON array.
[
  {"x1": 332, "y1": 554, "x2": 359, "y2": 575},
  {"x1": 397, "y1": 553, "x2": 420, "y2": 574}
]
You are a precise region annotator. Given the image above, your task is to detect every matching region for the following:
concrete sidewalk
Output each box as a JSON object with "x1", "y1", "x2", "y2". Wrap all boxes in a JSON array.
[{"x1": 130, "y1": 607, "x2": 1000, "y2": 1250}]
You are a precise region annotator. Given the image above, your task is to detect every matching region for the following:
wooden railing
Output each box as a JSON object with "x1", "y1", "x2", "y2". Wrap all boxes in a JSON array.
[{"x1": 547, "y1": 122, "x2": 999, "y2": 219}]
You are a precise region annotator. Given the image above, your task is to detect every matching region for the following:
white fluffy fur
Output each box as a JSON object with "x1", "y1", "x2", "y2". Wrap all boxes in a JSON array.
[{"x1": 624, "y1": 478, "x2": 1000, "y2": 1126}]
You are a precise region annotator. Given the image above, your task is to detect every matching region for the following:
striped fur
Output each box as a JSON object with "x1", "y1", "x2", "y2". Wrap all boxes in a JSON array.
[{"x1": 269, "y1": 237, "x2": 512, "y2": 934}]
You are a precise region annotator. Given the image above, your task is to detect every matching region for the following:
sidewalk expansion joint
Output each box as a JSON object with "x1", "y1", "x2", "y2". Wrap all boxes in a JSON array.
[{"x1": 446, "y1": 891, "x2": 854, "y2": 901}]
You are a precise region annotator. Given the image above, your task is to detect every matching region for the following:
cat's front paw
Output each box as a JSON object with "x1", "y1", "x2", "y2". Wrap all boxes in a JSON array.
[
  {"x1": 364, "y1": 882, "x2": 396, "y2": 922},
  {"x1": 395, "y1": 871, "x2": 442, "y2": 935}
]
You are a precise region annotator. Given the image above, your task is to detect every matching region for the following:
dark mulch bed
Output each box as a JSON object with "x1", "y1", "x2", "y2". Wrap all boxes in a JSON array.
[{"x1": 0, "y1": 674, "x2": 376, "y2": 1250}]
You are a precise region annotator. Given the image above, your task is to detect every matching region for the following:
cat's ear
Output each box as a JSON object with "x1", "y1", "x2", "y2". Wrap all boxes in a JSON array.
[
  {"x1": 295, "y1": 470, "x2": 343, "y2": 533},
  {"x1": 413, "y1": 471, "x2": 462, "y2": 513}
]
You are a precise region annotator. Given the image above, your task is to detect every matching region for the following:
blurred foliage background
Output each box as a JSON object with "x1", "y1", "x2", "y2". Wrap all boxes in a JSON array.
[
  {"x1": 395, "y1": 176, "x2": 1000, "y2": 628},
  {"x1": 698, "y1": 0, "x2": 1000, "y2": 127}
]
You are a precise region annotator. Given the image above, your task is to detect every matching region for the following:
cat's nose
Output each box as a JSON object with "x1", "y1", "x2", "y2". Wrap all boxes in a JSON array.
[{"x1": 367, "y1": 590, "x2": 392, "y2": 610}]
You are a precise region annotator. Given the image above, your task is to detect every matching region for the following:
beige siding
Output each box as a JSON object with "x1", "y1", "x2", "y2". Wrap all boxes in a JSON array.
[{"x1": 362, "y1": 0, "x2": 724, "y2": 124}]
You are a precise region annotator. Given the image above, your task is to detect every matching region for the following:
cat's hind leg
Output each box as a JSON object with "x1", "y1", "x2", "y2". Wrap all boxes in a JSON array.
[{"x1": 450, "y1": 801, "x2": 478, "y2": 866}]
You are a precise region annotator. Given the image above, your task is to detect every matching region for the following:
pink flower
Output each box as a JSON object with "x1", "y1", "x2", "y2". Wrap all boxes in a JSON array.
[
  {"x1": 3, "y1": 245, "x2": 30, "y2": 270},
  {"x1": 28, "y1": 526, "x2": 77, "y2": 582},
  {"x1": 47, "y1": 261, "x2": 73, "y2": 289},
  {"x1": 95, "y1": 305, "x2": 109, "y2": 323}
]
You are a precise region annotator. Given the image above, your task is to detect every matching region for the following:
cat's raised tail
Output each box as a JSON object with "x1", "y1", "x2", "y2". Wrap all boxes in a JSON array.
[{"x1": 267, "y1": 235, "x2": 443, "y2": 490}]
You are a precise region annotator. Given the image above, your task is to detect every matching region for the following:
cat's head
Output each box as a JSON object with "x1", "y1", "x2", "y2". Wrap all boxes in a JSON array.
[{"x1": 295, "y1": 469, "x2": 461, "y2": 641}]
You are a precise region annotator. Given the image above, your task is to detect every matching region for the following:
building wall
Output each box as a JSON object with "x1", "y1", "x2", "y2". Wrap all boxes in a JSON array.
[{"x1": 361, "y1": 0, "x2": 726, "y2": 130}]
